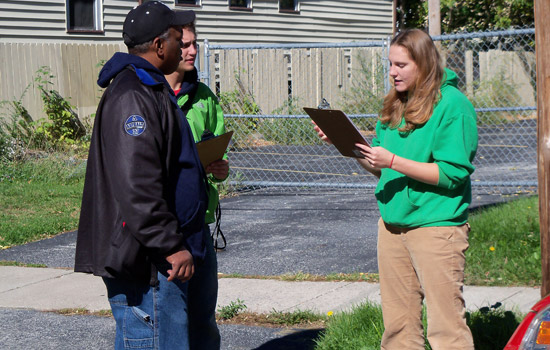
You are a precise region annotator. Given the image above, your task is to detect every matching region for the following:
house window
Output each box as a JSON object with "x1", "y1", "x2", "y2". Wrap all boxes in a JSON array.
[
  {"x1": 229, "y1": 0, "x2": 251, "y2": 10},
  {"x1": 176, "y1": 0, "x2": 200, "y2": 6},
  {"x1": 66, "y1": 0, "x2": 102, "y2": 32},
  {"x1": 279, "y1": 0, "x2": 298, "y2": 12}
]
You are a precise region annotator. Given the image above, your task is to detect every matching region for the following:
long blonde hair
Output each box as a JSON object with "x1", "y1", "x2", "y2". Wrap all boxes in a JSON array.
[{"x1": 380, "y1": 29, "x2": 444, "y2": 132}]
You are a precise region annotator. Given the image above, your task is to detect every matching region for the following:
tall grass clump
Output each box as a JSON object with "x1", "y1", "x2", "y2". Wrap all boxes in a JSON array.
[
  {"x1": 218, "y1": 72, "x2": 262, "y2": 148},
  {"x1": 338, "y1": 51, "x2": 385, "y2": 119},
  {"x1": 314, "y1": 301, "x2": 385, "y2": 350}
]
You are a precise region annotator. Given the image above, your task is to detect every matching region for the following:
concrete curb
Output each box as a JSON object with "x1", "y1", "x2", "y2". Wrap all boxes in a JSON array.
[{"x1": 0, "y1": 266, "x2": 542, "y2": 315}]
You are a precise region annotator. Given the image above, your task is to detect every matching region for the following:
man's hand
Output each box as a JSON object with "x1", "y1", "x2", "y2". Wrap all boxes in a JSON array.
[
  {"x1": 165, "y1": 249, "x2": 194, "y2": 282},
  {"x1": 206, "y1": 159, "x2": 229, "y2": 180}
]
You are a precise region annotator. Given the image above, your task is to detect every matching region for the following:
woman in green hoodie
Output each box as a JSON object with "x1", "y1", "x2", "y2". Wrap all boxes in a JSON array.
[{"x1": 316, "y1": 29, "x2": 477, "y2": 350}]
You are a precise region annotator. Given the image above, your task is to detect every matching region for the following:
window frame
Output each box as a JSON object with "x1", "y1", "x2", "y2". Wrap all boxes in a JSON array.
[
  {"x1": 66, "y1": 0, "x2": 104, "y2": 33},
  {"x1": 229, "y1": 0, "x2": 252, "y2": 12},
  {"x1": 279, "y1": 0, "x2": 299, "y2": 14},
  {"x1": 175, "y1": 0, "x2": 201, "y2": 7}
]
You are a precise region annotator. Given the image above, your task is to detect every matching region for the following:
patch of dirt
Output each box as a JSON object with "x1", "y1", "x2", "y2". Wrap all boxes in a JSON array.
[{"x1": 216, "y1": 312, "x2": 327, "y2": 329}]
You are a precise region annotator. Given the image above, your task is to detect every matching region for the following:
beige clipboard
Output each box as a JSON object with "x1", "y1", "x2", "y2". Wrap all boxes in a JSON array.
[
  {"x1": 195, "y1": 130, "x2": 233, "y2": 168},
  {"x1": 303, "y1": 107, "x2": 369, "y2": 158}
]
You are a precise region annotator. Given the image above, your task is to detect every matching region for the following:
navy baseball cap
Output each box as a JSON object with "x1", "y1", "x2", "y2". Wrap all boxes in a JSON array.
[{"x1": 123, "y1": 1, "x2": 195, "y2": 47}]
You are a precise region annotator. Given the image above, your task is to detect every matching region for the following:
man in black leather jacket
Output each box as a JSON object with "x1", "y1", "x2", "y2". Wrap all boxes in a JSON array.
[{"x1": 74, "y1": 3, "x2": 217, "y2": 349}]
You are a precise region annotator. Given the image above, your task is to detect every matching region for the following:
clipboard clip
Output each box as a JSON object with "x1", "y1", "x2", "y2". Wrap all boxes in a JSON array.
[
  {"x1": 317, "y1": 98, "x2": 331, "y2": 110},
  {"x1": 201, "y1": 129, "x2": 215, "y2": 141}
]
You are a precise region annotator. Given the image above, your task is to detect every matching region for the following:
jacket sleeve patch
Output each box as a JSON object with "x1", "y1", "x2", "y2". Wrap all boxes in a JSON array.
[{"x1": 124, "y1": 115, "x2": 147, "y2": 136}]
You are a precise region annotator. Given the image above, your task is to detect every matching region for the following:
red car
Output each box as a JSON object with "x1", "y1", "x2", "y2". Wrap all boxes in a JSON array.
[{"x1": 505, "y1": 295, "x2": 550, "y2": 349}]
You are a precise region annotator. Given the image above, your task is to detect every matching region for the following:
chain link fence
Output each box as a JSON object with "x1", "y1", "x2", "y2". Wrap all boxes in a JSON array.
[{"x1": 202, "y1": 27, "x2": 537, "y2": 196}]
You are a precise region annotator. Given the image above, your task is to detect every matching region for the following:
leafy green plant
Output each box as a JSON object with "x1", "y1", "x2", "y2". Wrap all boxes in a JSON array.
[
  {"x1": 217, "y1": 299, "x2": 247, "y2": 320},
  {"x1": 397, "y1": 0, "x2": 533, "y2": 32},
  {"x1": 34, "y1": 66, "x2": 86, "y2": 145},
  {"x1": 0, "y1": 83, "x2": 46, "y2": 161},
  {"x1": 1, "y1": 66, "x2": 91, "y2": 161},
  {"x1": 467, "y1": 303, "x2": 521, "y2": 350},
  {"x1": 218, "y1": 72, "x2": 261, "y2": 117}
]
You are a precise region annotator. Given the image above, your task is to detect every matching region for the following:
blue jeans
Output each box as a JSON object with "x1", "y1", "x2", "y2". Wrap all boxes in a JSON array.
[
  {"x1": 189, "y1": 224, "x2": 220, "y2": 349},
  {"x1": 103, "y1": 225, "x2": 220, "y2": 350}
]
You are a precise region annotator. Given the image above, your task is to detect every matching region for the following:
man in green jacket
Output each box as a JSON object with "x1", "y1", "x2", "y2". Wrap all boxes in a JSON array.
[{"x1": 165, "y1": 16, "x2": 228, "y2": 350}]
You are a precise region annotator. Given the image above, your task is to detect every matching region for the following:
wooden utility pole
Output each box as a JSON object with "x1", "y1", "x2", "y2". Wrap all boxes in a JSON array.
[
  {"x1": 428, "y1": 0, "x2": 441, "y2": 37},
  {"x1": 535, "y1": 0, "x2": 550, "y2": 298}
]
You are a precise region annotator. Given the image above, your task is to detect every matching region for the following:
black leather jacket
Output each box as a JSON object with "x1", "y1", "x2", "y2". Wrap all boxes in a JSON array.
[{"x1": 75, "y1": 54, "x2": 208, "y2": 283}]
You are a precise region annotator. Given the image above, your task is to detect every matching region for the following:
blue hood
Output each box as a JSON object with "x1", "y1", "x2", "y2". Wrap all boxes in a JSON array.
[
  {"x1": 97, "y1": 52, "x2": 169, "y2": 89},
  {"x1": 175, "y1": 67, "x2": 199, "y2": 99}
]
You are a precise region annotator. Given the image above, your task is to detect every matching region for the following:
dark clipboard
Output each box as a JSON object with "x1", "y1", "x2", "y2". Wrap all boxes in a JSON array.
[
  {"x1": 195, "y1": 130, "x2": 233, "y2": 168},
  {"x1": 303, "y1": 107, "x2": 369, "y2": 158}
]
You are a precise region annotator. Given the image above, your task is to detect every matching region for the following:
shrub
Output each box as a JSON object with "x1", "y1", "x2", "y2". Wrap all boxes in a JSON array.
[
  {"x1": 464, "y1": 62, "x2": 529, "y2": 125},
  {"x1": 0, "y1": 66, "x2": 91, "y2": 161},
  {"x1": 34, "y1": 66, "x2": 86, "y2": 145},
  {"x1": 219, "y1": 72, "x2": 262, "y2": 148}
]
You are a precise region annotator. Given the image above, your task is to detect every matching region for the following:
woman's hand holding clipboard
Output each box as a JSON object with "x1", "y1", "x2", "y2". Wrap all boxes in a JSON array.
[{"x1": 304, "y1": 107, "x2": 369, "y2": 158}]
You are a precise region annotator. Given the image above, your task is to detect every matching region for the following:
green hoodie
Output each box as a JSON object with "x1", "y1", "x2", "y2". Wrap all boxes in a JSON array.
[
  {"x1": 177, "y1": 82, "x2": 227, "y2": 224},
  {"x1": 371, "y1": 69, "x2": 478, "y2": 227}
]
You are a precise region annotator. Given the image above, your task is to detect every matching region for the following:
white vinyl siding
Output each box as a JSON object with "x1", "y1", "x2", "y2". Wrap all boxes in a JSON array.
[
  {"x1": 1, "y1": 0, "x2": 393, "y2": 43},
  {"x1": 0, "y1": 0, "x2": 136, "y2": 43},
  {"x1": 192, "y1": 0, "x2": 393, "y2": 44}
]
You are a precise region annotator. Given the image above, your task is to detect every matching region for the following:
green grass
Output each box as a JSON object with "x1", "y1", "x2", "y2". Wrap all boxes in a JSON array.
[
  {"x1": 314, "y1": 302, "x2": 522, "y2": 350},
  {"x1": 266, "y1": 309, "x2": 326, "y2": 326},
  {"x1": 466, "y1": 195, "x2": 540, "y2": 286},
  {"x1": 0, "y1": 154, "x2": 85, "y2": 247},
  {"x1": 217, "y1": 271, "x2": 379, "y2": 283},
  {"x1": 314, "y1": 301, "x2": 385, "y2": 350},
  {"x1": 0, "y1": 260, "x2": 47, "y2": 268}
]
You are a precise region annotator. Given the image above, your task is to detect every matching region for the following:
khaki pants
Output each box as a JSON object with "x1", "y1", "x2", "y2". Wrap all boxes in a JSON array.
[{"x1": 377, "y1": 218, "x2": 474, "y2": 350}]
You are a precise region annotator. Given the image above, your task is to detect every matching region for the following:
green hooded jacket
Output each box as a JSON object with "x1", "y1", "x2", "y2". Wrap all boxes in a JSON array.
[
  {"x1": 177, "y1": 82, "x2": 227, "y2": 224},
  {"x1": 371, "y1": 69, "x2": 478, "y2": 227}
]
